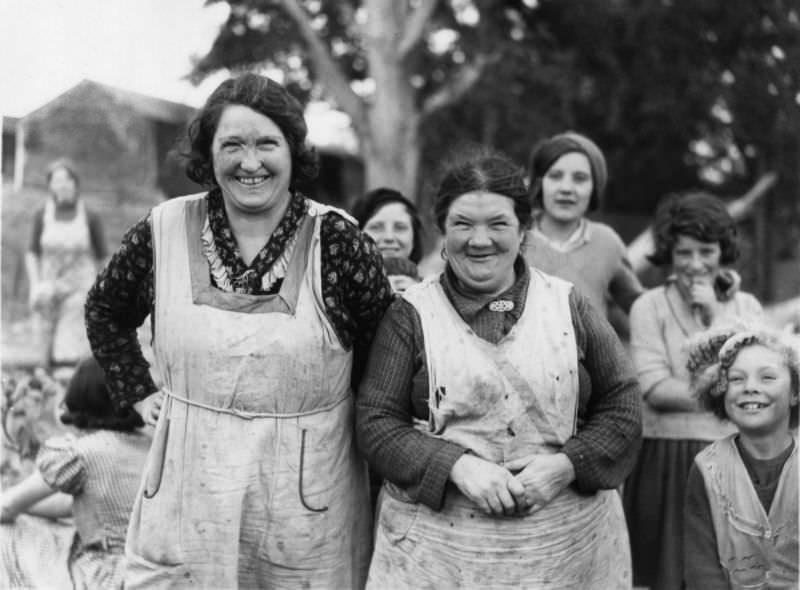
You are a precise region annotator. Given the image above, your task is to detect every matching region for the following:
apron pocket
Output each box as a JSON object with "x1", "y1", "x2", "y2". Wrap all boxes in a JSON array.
[
  {"x1": 125, "y1": 551, "x2": 195, "y2": 588},
  {"x1": 143, "y1": 402, "x2": 171, "y2": 499},
  {"x1": 291, "y1": 425, "x2": 340, "y2": 514},
  {"x1": 298, "y1": 427, "x2": 329, "y2": 513},
  {"x1": 379, "y1": 486, "x2": 422, "y2": 545}
]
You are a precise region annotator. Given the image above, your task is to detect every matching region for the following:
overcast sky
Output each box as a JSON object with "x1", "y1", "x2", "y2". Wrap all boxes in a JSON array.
[{"x1": 1, "y1": 0, "x2": 231, "y2": 118}]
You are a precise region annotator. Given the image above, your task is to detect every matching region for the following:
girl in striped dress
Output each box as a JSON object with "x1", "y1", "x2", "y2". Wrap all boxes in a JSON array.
[{"x1": 1, "y1": 357, "x2": 151, "y2": 589}]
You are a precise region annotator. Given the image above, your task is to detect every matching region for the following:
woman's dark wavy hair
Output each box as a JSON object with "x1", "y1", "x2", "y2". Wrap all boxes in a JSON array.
[
  {"x1": 181, "y1": 73, "x2": 319, "y2": 191},
  {"x1": 60, "y1": 357, "x2": 144, "y2": 432},
  {"x1": 433, "y1": 147, "x2": 532, "y2": 232},
  {"x1": 351, "y1": 187, "x2": 424, "y2": 263},
  {"x1": 46, "y1": 158, "x2": 80, "y2": 188},
  {"x1": 648, "y1": 191, "x2": 740, "y2": 267}
]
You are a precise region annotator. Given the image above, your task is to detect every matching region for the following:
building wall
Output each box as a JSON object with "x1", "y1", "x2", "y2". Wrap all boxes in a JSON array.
[
  {"x1": 21, "y1": 83, "x2": 161, "y2": 203},
  {"x1": 2, "y1": 130, "x2": 14, "y2": 178}
]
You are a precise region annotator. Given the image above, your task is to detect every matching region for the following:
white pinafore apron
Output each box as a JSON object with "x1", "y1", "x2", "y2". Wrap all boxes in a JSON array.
[
  {"x1": 35, "y1": 198, "x2": 97, "y2": 364},
  {"x1": 367, "y1": 269, "x2": 632, "y2": 589},
  {"x1": 124, "y1": 194, "x2": 371, "y2": 589}
]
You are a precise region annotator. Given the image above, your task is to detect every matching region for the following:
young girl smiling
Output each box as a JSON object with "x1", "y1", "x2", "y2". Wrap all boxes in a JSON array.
[
  {"x1": 684, "y1": 326, "x2": 799, "y2": 589},
  {"x1": 523, "y1": 132, "x2": 643, "y2": 335}
]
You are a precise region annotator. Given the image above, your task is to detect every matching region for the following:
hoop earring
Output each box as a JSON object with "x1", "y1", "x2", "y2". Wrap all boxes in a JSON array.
[{"x1": 440, "y1": 247, "x2": 448, "y2": 261}]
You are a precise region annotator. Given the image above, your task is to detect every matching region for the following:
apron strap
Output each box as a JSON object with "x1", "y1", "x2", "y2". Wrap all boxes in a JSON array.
[{"x1": 163, "y1": 389, "x2": 350, "y2": 420}]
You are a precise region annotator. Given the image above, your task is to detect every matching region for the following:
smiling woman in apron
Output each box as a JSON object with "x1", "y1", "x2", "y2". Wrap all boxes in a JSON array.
[
  {"x1": 357, "y1": 150, "x2": 643, "y2": 589},
  {"x1": 85, "y1": 73, "x2": 393, "y2": 589},
  {"x1": 26, "y1": 159, "x2": 107, "y2": 368}
]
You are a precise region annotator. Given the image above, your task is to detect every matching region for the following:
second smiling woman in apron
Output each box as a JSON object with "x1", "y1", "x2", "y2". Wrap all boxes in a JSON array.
[{"x1": 357, "y1": 149, "x2": 642, "y2": 589}]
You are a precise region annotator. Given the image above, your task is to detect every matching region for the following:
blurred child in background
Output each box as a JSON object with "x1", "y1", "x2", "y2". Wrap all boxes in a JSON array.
[{"x1": 1, "y1": 357, "x2": 151, "y2": 589}]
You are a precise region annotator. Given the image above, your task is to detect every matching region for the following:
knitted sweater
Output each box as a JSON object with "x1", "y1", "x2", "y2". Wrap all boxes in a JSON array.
[{"x1": 522, "y1": 219, "x2": 643, "y2": 315}]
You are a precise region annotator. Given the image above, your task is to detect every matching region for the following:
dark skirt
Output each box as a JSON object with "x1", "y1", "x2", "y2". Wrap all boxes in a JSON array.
[{"x1": 623, "y1": 438, "x2": 710, "y2": 590}]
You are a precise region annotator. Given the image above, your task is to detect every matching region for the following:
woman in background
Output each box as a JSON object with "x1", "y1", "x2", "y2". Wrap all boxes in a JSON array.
[
  {"x1": 352, "y1": 187, "x2": 423, "y2": 265},
  {"x1": 26, "y1": 159, "x2": 107, "y2": 368},
  {"x1": 624, "y1": 191, "x2": 763, "y2": 590},
  {"x1": 522, "y1": 132, "x2": 643, "y2": 337}
]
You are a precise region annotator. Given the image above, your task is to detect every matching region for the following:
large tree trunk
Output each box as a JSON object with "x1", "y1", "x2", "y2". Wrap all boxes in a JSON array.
[{"x1": 362, "y1": 0, "x2": 422, "y2": 199}]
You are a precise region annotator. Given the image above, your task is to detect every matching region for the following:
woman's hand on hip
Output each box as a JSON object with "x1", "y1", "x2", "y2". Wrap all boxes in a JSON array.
[
  {"x1": 504, "y1": 453, "x2": 575, "y2": 514},
  {"x1": 450, "y1": 453, "x2": 523, "y2": 516},
  {"x1": 133, "y1": 390, "x2": 164, "y2": 427}
]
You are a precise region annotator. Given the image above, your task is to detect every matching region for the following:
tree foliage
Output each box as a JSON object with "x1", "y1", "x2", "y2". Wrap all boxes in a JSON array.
[{"x1": 191, "y1": 0, "x2": 800, "y2": 221}]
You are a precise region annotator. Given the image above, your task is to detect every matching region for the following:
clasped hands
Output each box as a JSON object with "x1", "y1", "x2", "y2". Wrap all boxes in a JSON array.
[{"x1": 449, "y1": 452, "x2": 575, "y2": 517}]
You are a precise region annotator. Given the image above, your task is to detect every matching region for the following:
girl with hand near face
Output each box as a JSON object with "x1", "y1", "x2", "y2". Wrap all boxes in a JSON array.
[
  {"x1": 357, "y1": 150, "x2": 641, "y2": 589},
  {"x1": 684, "y1": 326, "x2": 798, "y2": 589},
  {"x1": 624, "y1": 192, "x2": 763, "y2": 590},
  {"x1": 522, "y1": 132, "x2": 643, "y2": 336}
]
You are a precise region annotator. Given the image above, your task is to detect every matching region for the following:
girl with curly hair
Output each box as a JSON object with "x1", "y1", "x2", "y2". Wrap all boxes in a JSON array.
[{"x1": 684, "y1": 326, "x2": 798, "y2": 589}]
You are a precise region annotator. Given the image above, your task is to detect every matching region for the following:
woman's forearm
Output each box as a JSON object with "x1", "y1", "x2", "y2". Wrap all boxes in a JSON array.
[
  {"x1": 0, "y1": 471, "x2": 57, "y2": 523},
  {"x1": 356, "y1": 397, "x2": 466, "y2": 510},
  {"x1": 26, "y1": 492, "x2": 73, "y2": 520},
  {"x1": 645, "y1": 377, "x2": 698, "y2": 412}
]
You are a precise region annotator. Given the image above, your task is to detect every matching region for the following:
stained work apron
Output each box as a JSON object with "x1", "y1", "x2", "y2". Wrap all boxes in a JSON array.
[
  {"x1": 124, "y1": 194, "x2": 371, "y2": 589},
  {"x1": 34, "y1": 198, "x2": 96, "y2": 364},
  {"x1": 696, "y1": 435, "x2": 798, "y2": 589},
  {"x1": 367, "y1": 269, "x2": 631, "y2": 589}
]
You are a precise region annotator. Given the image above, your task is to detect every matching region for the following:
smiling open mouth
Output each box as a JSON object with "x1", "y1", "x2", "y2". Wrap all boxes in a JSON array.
[
  {"x1": 738, "y1": 402, "x2": 769, "y2": 410},
  {"x1": 236, "y1": 175, "x2": 268, "y2": 185},
  {"x1": 468, "y1": 254, "x2": 496, "y2": 261}
]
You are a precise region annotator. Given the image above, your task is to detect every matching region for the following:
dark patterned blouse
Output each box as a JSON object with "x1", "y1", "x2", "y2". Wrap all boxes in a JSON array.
[{"x1": 85, "y1": 189, "x2": 394, "y2": 409}]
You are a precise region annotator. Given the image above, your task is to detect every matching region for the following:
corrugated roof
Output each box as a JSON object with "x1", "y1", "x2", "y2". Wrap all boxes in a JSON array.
[{"x1": 24, "y1": 79, "x2": 196, "y2": 123}]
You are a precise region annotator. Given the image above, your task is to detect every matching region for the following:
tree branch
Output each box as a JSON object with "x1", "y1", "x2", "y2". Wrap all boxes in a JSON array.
[
  {"x1": 277, "y1": 0, "x2": 366, "y2": 130},
  {"x1": 420, "y1": 53, "x2": 495, "y2": 117},
  {"x1": 398, "y1": 0, "x2": 439, "y2": 59}
]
